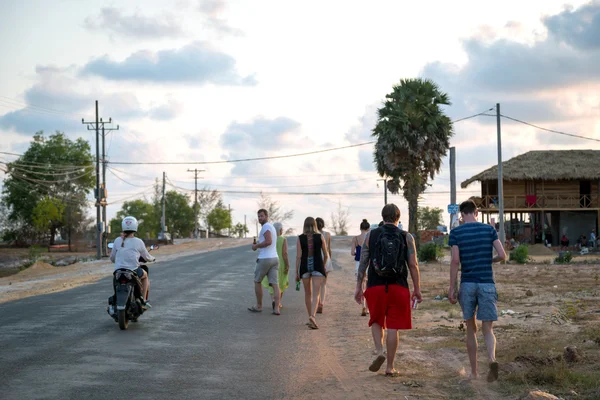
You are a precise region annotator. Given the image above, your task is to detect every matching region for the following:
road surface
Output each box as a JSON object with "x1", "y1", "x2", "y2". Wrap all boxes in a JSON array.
[{"x1": 0, "y1": 239, "x2": 356, "y2": 400}]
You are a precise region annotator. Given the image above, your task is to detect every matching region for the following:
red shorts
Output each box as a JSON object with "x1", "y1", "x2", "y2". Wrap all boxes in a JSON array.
[{"x1": 364, "y1": 284, "x2": 412, "y2": 330}]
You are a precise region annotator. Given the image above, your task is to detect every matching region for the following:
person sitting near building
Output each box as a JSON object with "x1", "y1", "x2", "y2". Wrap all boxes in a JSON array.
[
  {"x1": 560, "y1": 234, "x2": 569, "y2": 249},
  {"x1": 577, "y1": 234, "x2": 584, "y2": 250},
  {"x1": 589, "y1": 230, "x2": 596, "y2": 248}
]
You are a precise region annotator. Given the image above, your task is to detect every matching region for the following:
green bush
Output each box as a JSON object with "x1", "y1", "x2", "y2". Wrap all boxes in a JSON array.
[
  {"x1": 555, "y1": 251, "x2": 573, "y2": 264},
  {"x1": 28, "y1": 245, "x2": 43, "y2": 262},
  {"x1": 509, "y1": 244, "x2": 529, "y2": 264},
  {"x1": 418, "y1": 242, "x2": 442, "y2": 262}
]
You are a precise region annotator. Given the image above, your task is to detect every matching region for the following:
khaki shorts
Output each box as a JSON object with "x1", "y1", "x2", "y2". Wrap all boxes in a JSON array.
[{"x1": 254, "y1": 258, "x2": 279, "y2": 285}]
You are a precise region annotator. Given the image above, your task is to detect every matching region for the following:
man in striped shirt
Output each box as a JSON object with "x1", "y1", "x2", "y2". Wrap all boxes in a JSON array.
[{"x1": 448, "y1": 200, "x2": 506, "y2": 382}]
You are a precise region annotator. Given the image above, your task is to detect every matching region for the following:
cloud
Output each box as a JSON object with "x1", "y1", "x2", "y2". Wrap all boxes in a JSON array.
[
  {"x1": 84, "y1": 7, "x2": 186, "y2": 39},
  {"x1": 197, "y1": 0, "x2": 243, "y2": 37},
  {"x1": 219, "y1": 116, "x2": 305, "y2": 175},
  {"x1": 0, "y1": 109, "x2": 81, "y2": 136},
  {"x1": 544, "y1": 2, "x2": 600, "y2": 50},
  {"x1": 0, "y1": 67, "x2": 184, "y2": 135},
  {"x1": 81, "y1": 41, "x2": 256, "y2": 85},
  {"x1": 420, "y1": 1, "x2": 600, "y2": 124},
  {"x1": 148, "y1": 99, "x2": 184, "y2": 121},
  {"x1": 221, "y1": 116, "x2": 301, "y2": 151}
]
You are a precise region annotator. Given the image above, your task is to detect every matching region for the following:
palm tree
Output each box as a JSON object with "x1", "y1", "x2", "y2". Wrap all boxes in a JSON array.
[{"x1": 372, "y1": 78, "x2": 454, "y2": 248}]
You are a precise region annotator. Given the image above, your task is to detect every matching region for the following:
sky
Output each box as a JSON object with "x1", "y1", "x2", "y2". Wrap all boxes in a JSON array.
[{"x1": 1, "y1": 0, "x2": 600, "y2": 236}]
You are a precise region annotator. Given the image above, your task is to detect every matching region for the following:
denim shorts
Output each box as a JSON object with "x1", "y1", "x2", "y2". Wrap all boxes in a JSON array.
[{"x1": 458, "y1": 282, "x2": 498, "y2": 321}]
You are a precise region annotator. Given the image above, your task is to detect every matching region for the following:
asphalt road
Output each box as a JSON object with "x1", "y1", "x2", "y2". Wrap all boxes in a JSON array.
[{"x1": 0, "y1": 239, "x2": 329, "y2": 400}]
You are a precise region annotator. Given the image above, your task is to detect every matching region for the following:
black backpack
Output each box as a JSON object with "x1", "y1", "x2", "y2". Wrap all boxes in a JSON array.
[{"x1": 372, "y1": 227, "x2": 407, "y2": 278}]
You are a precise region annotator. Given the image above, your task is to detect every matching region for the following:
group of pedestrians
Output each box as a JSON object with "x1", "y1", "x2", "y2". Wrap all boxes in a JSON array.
[
  {"x1": 248, "y1": 209, "x2": 332, "y2": 329},
  {"x1": 248, "y1": 199, "x2": 507, "y2": 382}
]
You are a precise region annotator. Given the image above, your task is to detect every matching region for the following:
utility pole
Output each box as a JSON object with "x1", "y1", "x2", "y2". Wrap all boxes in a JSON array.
[
  {"x1": 187, "y1": 168, "x2": 205, "y2": 238},
  {"x1": 101, "y1": 122, "x2": 119, "y2": 257},
  {"x1": 82, "y1": 100, "x2": 102, "y2": 260},
  {"x1": 377, "y1": 179, "x2": 388, "y2": 205},
  {"x1": 450, "y1": 147, "x2": 457, "y2": 230},
  {"x1": 496, "y1": 103, "x2": 506, "y2": 247},
  {"x1": 161, "y1": 172, "x2": 166, "y2": 240},
  {"x1": 83, "y1": 101, "x2": 117, "y2": 259}
]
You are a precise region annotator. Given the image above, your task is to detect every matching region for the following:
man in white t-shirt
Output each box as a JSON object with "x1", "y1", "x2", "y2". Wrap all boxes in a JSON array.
[{"x1": 248, "y1": 209, "x2": 281, "y2": 315}]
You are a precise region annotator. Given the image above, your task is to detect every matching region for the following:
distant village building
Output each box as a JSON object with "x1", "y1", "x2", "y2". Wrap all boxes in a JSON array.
[{"x1": 461, "y1": 150, "x2": 598, "y2": 247}]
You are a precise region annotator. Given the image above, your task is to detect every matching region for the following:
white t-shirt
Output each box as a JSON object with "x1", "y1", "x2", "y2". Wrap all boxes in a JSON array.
[
  {"x1": 110, "y1": 236, "x2": 155, "y2": 271},
  {"x1": 258, "y1": 222, "x2": 278, "y2": 259}
]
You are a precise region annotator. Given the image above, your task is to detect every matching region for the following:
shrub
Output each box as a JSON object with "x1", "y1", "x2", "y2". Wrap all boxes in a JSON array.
[
  {"x1": 509, "y1": 244, "x2": 529, "y2": 264},
  {"x1": 418, "y1": 242, "x2": 442, "y2": 262},
  {"x1": 554, "y1": 251, "x2": 573, "y2": 264}
]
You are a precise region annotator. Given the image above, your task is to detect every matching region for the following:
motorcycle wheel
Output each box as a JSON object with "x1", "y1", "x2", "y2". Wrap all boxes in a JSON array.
[{"x1": 118, "y1": 310, "x2": 128, "y2": 330}]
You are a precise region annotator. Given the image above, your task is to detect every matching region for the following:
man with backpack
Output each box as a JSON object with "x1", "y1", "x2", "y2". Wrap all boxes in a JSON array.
[{"x1": 354, "y1": 203, "x2": 422, "y2": 377}]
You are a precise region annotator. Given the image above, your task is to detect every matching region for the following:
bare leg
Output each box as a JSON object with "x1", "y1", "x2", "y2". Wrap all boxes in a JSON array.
[
  {"x1": 141, "y1": 271, "x2": 150, "y2": 301},
  {"x1": 272, "y1": 284, "x2": 281, "y2": 314},
  {"x1": 385, "y1": 329, "x2": 399, "y2": 374},
  {"x1": 319, "y1": 278, "x2": 327, "y2": 307},
  {"x1": 482, "y1": 321, "x2": 499, "y2": 382},
  {"x1": 311, "y1": 276, "x2": 325, "y2": 318},
  {"x1": 254, "y1": 281, "x2": 263, "y2": 310},
  {"x1": 302, "y1": 277, "x2": 312, "y2": 317},
  {"x1": 371, "y1": 323, "x2": 384, "y2": 356},
  {"x1": 465, "y1": 318, "x2": 478, "y2": 378},
  {"x1": 482, "y1": 321, "x2": 496, "y2": 362}
]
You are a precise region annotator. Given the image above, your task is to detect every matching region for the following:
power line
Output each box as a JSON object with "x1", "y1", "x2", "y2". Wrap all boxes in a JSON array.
[
  {"x1": 452, "y1": 107, "x2": 495, "y2": 123},
  {"x1": 107, "y1": 167, "x2": 154, "y2": 188},
  {"x1": 108, "y1": 141, "x2": 375, "y2": 165},
  {"x1": 501, "y1": 114, "x2": 600, "y2": 143}
]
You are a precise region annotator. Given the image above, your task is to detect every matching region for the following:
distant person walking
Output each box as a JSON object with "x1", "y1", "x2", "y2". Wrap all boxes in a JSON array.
[
  {"x1": 296, "y1": 217, "x2": 329, "y2": 329},
  {"x1": 351, "y1": 219, "x2": 370, "y2": 316},
  {"x1": 261, "y1": 222, "x2": 290, "y2": 310},
  {"x1": 354, "y1": 204, "x2": 421, "y2": 376},
  {"x1": 248, "y1": 209, "x2": 281, "y2": 315},
  {"x1": 448, "y1": 200, "x2": 507, "y2": 382},
  {"x1": 316, "y1": 217, "x2": 332, "y2": 314}
]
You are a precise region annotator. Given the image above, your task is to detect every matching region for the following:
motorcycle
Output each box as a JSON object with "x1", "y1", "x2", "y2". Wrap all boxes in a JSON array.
[{"x1": 106, "y1": 243, "x2": 157, "y2": 330}]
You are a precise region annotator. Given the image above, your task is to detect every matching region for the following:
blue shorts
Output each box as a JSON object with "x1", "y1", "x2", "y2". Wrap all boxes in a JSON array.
[{"x1": 459, "y1": 282, "x2": 498, "y2": 321}]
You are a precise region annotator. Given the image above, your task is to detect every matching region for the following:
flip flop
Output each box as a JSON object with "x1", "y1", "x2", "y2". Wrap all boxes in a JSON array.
[
  {"x1": 487, "y1": 361, "x2": 499, "y2": 382},
  {"x1": 308, "y1": 317, "x2": 319, "y2": 329},
  {"x1": 247, "y1": 306, "x2": 262, "y2": 313},
  {"x1": 272, "y1": 311, "x2": 281, "y2": 316},
  {"x1": 385, "y1": 370, "x2": 401, "y2": 377},
  {"x1": 369, "y1": 355, "x2": 386, "y2": 372}
]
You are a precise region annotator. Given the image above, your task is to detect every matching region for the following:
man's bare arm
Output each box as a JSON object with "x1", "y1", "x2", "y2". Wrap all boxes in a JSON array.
[
  {"x1": 356, "y1": 232, "x2": 370, "y2": 284},
  {"x1": 406, "y1": 233, "x2": 421, "y2": 295},
  {"x1": 256, "y1": 230, "x2": 272, "y2": 248},
  {"x1": 492, "y1": 239, "x2": 506, "y2": 263}
]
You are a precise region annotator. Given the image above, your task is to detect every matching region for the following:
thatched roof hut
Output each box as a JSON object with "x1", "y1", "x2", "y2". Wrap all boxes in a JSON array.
[{"x1": 461, "y1": 150, "x2": 600, "y2": 188}]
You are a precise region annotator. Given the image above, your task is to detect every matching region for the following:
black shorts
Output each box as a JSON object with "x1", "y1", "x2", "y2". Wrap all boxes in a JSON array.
[{"x1": 136, "y1": 266, "x2": 148, "y2": 278}]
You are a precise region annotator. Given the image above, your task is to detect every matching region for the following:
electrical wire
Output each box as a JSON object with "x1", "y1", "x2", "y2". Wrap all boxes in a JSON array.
[
  {"x1": 501, "y1": 114, "x2": 600, "y2": 143},
  {"x1": 106, "y1": 167, "x2": 155, "y2": 188}
]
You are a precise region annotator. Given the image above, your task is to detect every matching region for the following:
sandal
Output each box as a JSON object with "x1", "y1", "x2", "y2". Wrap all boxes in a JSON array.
[
  {"x1": 317, "y1": 304, "x2": 323, "y2": 314},
  {"x1": 308, "y1": 317, "x2": 319, "y2": 329},
  {"x1": 247, "y1": 306, "x2": 262, "y2": 313},
  {"x1": 369, "y1": 355, "x2": 386, "y2": 372},
  {"x1": 385, "y1": 370, "x2": 401, "y2": 377}
]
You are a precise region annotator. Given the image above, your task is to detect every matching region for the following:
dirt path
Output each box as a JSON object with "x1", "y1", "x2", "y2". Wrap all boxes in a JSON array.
[
  {"x1": 311, "y1": 238, "x2": 600, "y2": 399},
  {"x1": 0, "y1": 238, "x2": 251, "y2": 304}
]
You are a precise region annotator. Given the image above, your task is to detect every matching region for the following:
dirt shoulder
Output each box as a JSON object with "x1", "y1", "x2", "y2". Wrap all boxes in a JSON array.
[
  {"x1": 318, "y1": 238, "x2": 600, "y2": 400},
  {"x1": 0, "y1": 238, "x2": 251, "y2": 304}
]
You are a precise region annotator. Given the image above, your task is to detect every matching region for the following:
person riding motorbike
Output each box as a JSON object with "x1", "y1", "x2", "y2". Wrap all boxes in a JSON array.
[{"x1": 109, "y1": 216, "x2": 155, "y2": 309}]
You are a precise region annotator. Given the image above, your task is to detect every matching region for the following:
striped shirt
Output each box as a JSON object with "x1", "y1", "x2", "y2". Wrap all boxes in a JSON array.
[{"x1": 448, "y1": 222, "x2": 498, "y2": 283}]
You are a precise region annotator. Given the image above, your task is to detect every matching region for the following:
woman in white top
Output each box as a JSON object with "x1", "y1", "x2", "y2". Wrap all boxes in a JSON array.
[{"x1": 110, "y1": 216, "x2": 155, "y2": 306}]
